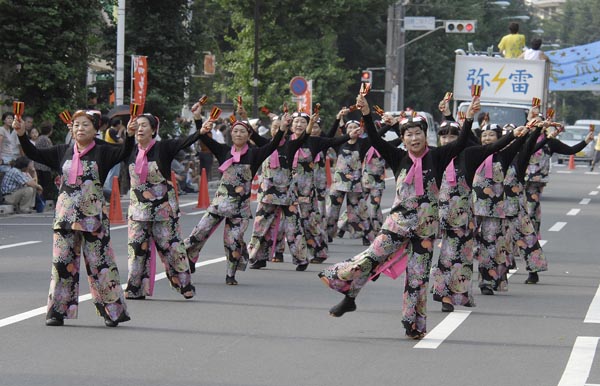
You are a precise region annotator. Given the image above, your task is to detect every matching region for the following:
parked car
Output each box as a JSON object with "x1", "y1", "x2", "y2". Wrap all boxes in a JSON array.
[
  {"x1": 573, "y1": 119, "x2": 600, "y2": 129},
  {"x1": 556, "y1": 125, "x2": 594, "y2": 165},
  {"x1": 382, "y1": 111, "x2": 438, "y2": 147}
]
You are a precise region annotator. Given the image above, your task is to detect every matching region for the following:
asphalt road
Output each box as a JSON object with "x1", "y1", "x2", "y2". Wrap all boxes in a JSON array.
[{"x1": 0, "y1": 162, "x2": 599, "y2": 386}]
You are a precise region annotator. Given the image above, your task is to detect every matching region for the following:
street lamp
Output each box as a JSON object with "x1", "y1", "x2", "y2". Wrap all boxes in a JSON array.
[
  {"x1": 490, "y1": 1, "x2": 510, "y2": 9},
  {"x1": 502, "y1": 15, "x2": 530, "y2": 21}
]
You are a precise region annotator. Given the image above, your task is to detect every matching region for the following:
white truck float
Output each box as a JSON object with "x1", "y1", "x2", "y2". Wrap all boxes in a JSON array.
[{"x1": 452, "y1": 54, "x2": 550, "y2": 127}]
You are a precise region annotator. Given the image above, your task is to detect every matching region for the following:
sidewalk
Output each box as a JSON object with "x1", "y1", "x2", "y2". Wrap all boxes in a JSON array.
[{"x1": 0, "y1": 180, "x2": 221, "y2": 217}]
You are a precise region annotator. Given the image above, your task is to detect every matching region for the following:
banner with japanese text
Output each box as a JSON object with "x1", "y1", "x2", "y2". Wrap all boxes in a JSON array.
[
  {"x1": 132, "y1": 55, "x2": 148, "y2": 112},
  {"x1": 547, "y1": 40, "x2": 600, "y2": 91},
  {"x1": 453, "y1": 55, "x2": 547, "y2": 104}
]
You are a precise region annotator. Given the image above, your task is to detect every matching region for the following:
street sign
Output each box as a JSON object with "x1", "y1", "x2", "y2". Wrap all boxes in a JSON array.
[
  {"x1": 404, "y1": 17, "x2": 436, "y2": 31},
  {"x1": 289, "y1": 76, "x2": 308, "y2": 96}
]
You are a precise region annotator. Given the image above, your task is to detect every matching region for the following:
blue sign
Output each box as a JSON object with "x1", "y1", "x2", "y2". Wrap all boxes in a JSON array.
[
  {"x1": 290, "y1": 76, "x2": 308, "y2": 96},
  {"x1": 548, "y1": 40, "x2": 600, "y2": 91}
]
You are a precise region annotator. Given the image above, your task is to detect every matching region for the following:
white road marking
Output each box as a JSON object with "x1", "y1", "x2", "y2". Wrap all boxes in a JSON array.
[
  {"x1": 0, "y1": 241, "x2": 42, "y2": 250},
  {"x1": 0, "y1": 256, "x2": 226, "y2": 328},
  {"x1": 580, "y1": 198, "x2": 591, "y2": 205},
  {"x1": 584, "y1": 285, "x2": 600, "y2": 324},
  {"x1": 557, "y1": 171, "x2": 573, "y2": 174},
  {"x1": 589, "y1": 191, "x2": 599, "y2": 196},
  {"x1": 186, "y1": 209, "x2": 207, "y2": 216},
  {"x1": 597, "y1": 185, "x2": 600, "y2": 189},
  {"x1": 508, "y1": 268, "x2": 518, "y2": 279},
  {"x1": 414, "y1": 310, "x2": 471, "y2": 349},
  {"x1": 567, "y1": 209, "x2": 581, "y2": 216},
  {"x1": 557, "y1": 336, "x2": 599, "y2": 386},
  {"x1": 539, "y1": 240, "x2": 547, "y2": 247},
  {"x1": 549, "y1": 222, "x2": 567, "y2": 232}
]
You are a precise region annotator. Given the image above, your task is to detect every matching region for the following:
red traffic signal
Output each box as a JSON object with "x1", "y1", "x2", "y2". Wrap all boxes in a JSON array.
[
  {"x1": 361, "y1": 70, "x2": 372, "y2": 84},
  {"x1": 444, "y1": 20, "x2": 477, "y2": 33}
]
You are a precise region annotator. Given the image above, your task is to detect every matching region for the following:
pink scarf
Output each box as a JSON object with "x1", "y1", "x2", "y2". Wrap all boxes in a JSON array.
[
  {"x1": 68, "y1": 141, "x2": 96, "y2": 184},
  {"x1": 218, "y1": 144, "x2": 248, "y2": 172},
  {"x1": 445, "y1": 158, "x2": 457, "y2": 187},
  {"x1": 535, "y1": 133, "x2": 545, "y2": 156},
  {"x1": 269, "y1": 138, "x2": 286, "y2": 169},
  {"x1": 476, "y1": 154, "x2": 494, "y2": 178},
  {"x1": 135, "y1": 139, "x2": 156, "y2": 184},
  {"x1": 291, "y1": 134, "x2": 308, "y2": 168},
  {"x1": 404, "y1": 147, "x2": 429, "y2": 196},
  {"x1": 365, "y1": 146, "x2": 380, "y2": 164},
  {"x1": 314, "y1": 152, "x2": 322, "y2": 163}
]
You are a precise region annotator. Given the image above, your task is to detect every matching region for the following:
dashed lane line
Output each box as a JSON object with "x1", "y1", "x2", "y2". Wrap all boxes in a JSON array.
[
  {"x1": 0, "y1": 256, "x2": 226, "y2": 328},
  {"x1": 557, "y1": 336, "x2": 599, "y2": 386},
  {"x1": 0, "y1": 241, "x2": 42, "y2": 250},
  {"x1": 414, "y1": 310, "x2": 472, "y2": 349},
  {"x1": 567, "y1": 209, "x2": 581, "y2": 216},
  {"x1": 549, "y1": 222, "x2": 567, "y2": 232},
  {"x1": 584, "y1": 285, "x2": 600, "y2": 324}
]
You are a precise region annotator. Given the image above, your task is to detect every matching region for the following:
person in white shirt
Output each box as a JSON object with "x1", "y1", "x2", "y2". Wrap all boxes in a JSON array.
[
  {"x1": 0, "y1": 112, "x2": 22, "y2": 171},
  {"x1": 518, "y1": 38, "x2": 549, "y2": 61},
  {"x1": 211, "y1": 126, "x2": 225, "y2": 144}
]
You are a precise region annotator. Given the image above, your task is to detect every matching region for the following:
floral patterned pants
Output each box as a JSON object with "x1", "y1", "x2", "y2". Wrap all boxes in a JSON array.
[
  {"x1": 247, "y1": 202, "x2": 308, "y2": 265},
  {"x1": 525, "y1": 182, "x2": 545, "y2": 235},
  {"x1": 363, "y1": 187, "x2": 384, "y2": 234},
  {"x1": 475, "y1": 216, "x2": 510, "y2": 292},
  {"x1": 299, "y1": 201, "x2": 328, "y2": 260},
  {"x1": 505, "y1": 208, "x2": 548, "y2": 273},
  {"x1": 326, "y1": 190, "x2": 373, "y2": 241},
  {"x1": 48, "y1": 227, "x2": 129, "y2": 323},
  {"x1": 431, "y1": 227, "x2": 475, "y2": 307},
  {"x1": 319, "y1": 229, "x2": 434, "y2": 335},
  {"x1": 126, "y1": 218, "x2": 195, "y2": 299},
  {"x1": 185, "y1": 212, "x2": 249, "y2": 277}
]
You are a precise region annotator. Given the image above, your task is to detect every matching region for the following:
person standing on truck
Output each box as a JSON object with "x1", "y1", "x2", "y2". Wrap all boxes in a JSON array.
[
  {"x1": 518, "y1": 38, "x2": 549, "y2": 62},
  {"x1": 498, "y1": 22, "x2": 526, "y2": 59}
]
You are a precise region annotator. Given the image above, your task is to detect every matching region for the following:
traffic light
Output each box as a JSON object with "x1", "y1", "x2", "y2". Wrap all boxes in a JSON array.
[
  {"x1": 444, "y1": 20, "x2": 476, "y2": 33},
  {"x1": 360, "y1": 70, "x2": 372, "y2": 85}
]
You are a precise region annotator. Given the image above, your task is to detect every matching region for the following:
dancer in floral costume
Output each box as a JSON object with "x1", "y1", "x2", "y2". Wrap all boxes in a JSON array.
[
  {"x1": 15, "y1": 110, "x2": 133, "y2": 327},
  {"x1": 125, "y1": 110, "x2": 200, "y2": 300},
  {"x1": 472, "y1": 123, "x2": 526, "y2": 295},
  {"x1": 247, "y1": 112, "x2": 311, "y2": 271},
  {"x1": 319, "y1": 94, "x2": 469, "y2": 339},
  {"x1": 290, "y1": 111, "x2": 351, "y2": 263},
  {"x1": 431, "y1": 97, "x2": 521, "y2": 311},
  {"x1": 326, "y1": 119, "x2": 377, "y2": 245},
  {"x1": 184, "y1": 113, "x2": 285, "y2": 285}
]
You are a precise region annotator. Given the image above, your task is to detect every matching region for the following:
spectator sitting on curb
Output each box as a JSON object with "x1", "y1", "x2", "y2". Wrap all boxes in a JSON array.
[{"x1": 1, "y1": 156, "x2": 42, "y2": 213}]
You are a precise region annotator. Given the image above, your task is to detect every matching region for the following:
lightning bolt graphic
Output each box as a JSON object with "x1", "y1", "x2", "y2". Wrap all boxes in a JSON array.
[{"x1": 491, "y1": 66, "x2": 507, "y2": 94}]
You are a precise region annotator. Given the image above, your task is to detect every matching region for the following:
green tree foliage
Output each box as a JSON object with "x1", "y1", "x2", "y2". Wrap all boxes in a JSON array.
[
  {"x1": 123, "y1": 0, "x2": 196, "y2": 135},
  {"x1": 190, "y1": 0, "x2": 393, "y2": 125},
  {"x1": 0, "y1": 0, "x2": 107, "y2": 127}
]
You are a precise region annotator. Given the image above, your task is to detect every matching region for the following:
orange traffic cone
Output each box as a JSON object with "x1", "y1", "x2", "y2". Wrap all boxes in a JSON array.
[
  {"x1": 325, "y1": 157, "x2": 332, "y2": 188},
  {"x1": 568, "y1": 154, "x2": 575, "y2": 170},
  {"x1": 196, "y1": 168, "x2": 210, "y2": 209},
  {"x1": 109, "y1": 176, "x2": 125, "y2": 225},
  {"x1": 171, "y1": 171, "x2": 180, "y2": 203},
  {"x1": 250, "y1": 175, "x2": 259, "y2": 201}
]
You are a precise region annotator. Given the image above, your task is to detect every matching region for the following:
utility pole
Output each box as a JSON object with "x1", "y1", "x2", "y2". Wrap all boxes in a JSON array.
[
  {"x1": 385, "y1": 1, "x2": 406, "y2": 112},
  {"x1": 115, "y1": 0, "x2": 125, "y2": 105},
  {"x1": 253, "y1": 1, "x2": 260, "y2": 118}
]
